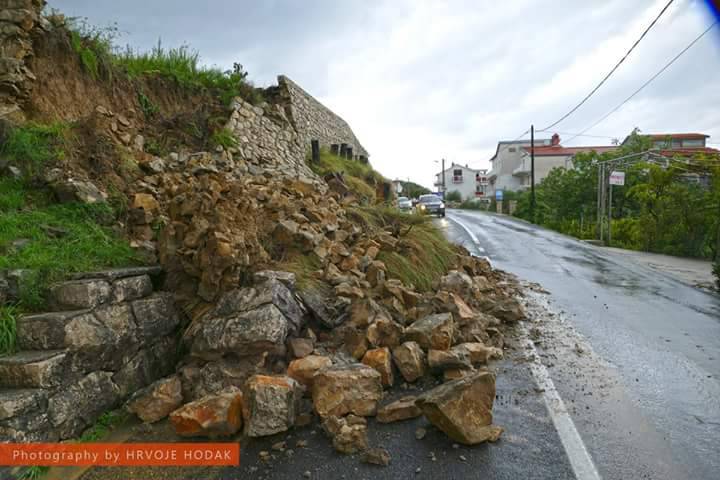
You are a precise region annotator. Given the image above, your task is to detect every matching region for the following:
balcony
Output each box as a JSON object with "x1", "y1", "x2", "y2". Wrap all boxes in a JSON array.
[{"x1": 512, "y1": 164, "x2": 530, "y2": 176}]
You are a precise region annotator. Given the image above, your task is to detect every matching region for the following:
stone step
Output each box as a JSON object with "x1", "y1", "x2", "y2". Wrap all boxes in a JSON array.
[
  {"x1": 0, "y1": 350, "x2": 67, "y2": 388},
  {"x1": 16, "y1": 310, "x2": 91, "y2": 350},
  {"x1": 69, "y1": 266, "x2": 162, "y2": 281}
]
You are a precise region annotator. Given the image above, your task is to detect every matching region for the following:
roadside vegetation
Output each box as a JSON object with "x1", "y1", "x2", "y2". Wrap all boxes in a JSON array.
[
  {"x1": 505, "y1": 132, "x2": 720, "y2": 277},
  {"x1": 347, "y1": 206, "x2": 458, "y2": 291},
  {"x1": 65, "y1": 17, "x2": 263, "y2": 106},
  {"x1": 308, "y1": 149, "x2": 386, "y2": 203},
  {"x1": 399, "y1": 180, "x2": 430, "y2": 199}
]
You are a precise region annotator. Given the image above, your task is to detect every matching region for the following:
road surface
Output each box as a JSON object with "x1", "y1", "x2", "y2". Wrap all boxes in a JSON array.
[{"x1": 442, "y1": 209, "x2": 720, "y2": 480}]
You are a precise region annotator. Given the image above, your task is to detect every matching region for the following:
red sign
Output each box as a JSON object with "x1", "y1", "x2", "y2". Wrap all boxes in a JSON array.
[{"x1": 0, "y1": 443, "x2": 240, "y2": 467}]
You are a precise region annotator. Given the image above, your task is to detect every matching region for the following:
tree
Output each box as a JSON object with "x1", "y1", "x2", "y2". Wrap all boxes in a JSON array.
[{"x1": 399, "y1": 181, "x2": 430, "y2": 199}]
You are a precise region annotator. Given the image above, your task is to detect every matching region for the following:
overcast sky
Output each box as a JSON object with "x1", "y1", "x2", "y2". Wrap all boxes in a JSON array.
[{"x1": 50, "y1": 0, "x2": 720, "y2": 188}]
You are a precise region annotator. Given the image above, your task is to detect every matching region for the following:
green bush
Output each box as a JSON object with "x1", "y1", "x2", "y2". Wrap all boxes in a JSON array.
[
  {"x1": 209, "y1": 128, "x2": 239, "y2": 150},
  {"x1": 445, "y1": 190, "x2": 462, "y2": 202}
]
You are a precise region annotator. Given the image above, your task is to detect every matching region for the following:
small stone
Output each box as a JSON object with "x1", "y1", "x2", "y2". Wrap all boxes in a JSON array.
[
  {"x1": 459, "y1": 455, "x2": 467, "y2": 461},
  {"x1": 288, "y1": 337, "x2": 314, "y2": 358},
  {"x1": 362, "y1": 447, "x2": 391, "y2": 466},
  {"x1": 392, "y1": 342, "x2": 426, "y2": 383},
  {"x1": 296, "y1": 439, "x2": 308, "y2": 448},
  {"x1": 271, "y1": 441, "x2": 286, "y2": 451},
  {"x1": 415, "y1": 427, "x2": 426, "y2": 440},
  {"x1": 169, "y1": 388, "x2": 243, "y2": 437},
  {"x1": 322, "y1": 415, "x2": 368, "y2": 454},
  {"x1": 377, "y1": 396, "x2": 421, "y2": 423},
  {"x1": 416, "y1": 467, "x2": 422, "y2": 474},
  {"x1": 303, "y1": 471, "x2": 311, "y2": 478},
  {"x1": 126, "y1": 376, "x2": 183, "y2": 423}
]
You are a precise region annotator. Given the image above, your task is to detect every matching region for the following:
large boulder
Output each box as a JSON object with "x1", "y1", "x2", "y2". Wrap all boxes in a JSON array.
[
  {"x1": 170, "y1": 388, "x2": 244, "y2": 437},
  {"x1": 403, "y1": 313, "x2": 454, "y2": 351},
  {"x1": 299, "y1": 287, "x2": 350, "y2": 328},
  {"x1": 312, "y1": 364, "x2": 382, "y2": 417},
  {"x1": 392, "y1": 341, "x2": 426, "y2": 383},
  {"x1": 189, "y1": 304, "x2": 289, "y2": 360},
  {"x1": 361, "y1": 348, "x2": 394, "y2": 387},
  {"x1": 287, "y1": 355, "x2": 332, "y2": 388},
  {"x1": 178, "y1": 355, "x2": 268, "y2": 402},
  {"x1": 243, "y1": 375, "x2": 300, "y2": 437},
  {"x1": 415, "y1": 371, "x2": 503, "y2": 445},
  {"x1": 126, "y1": 376, "x2": 183, "y2": 423}
]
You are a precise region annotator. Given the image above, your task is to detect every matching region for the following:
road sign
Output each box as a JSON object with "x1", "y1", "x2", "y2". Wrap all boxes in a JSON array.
[
  {"x1": 609, "y1": 171, "x2": 625, "y2": 186},
  {"x1": 495, "y1": 189, "x2": 504, "y2": 201}
]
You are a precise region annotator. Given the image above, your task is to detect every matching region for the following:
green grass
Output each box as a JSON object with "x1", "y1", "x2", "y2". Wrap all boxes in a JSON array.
[
  {"x1": 115, "y1": 43, "x2": 262, "y2": 105},
  {"x1": 0, "y1": 305, "x2": 18, "y2": 356},
  {"x1": 309, "y1": 149, "x2": 386, "y2": 203},
  {"x1": 346, "y1": 206, "x2": 458, "y2": 292},
  {"x1": 0, "y1": 123, "x2": 70, "y2": 178},
  {"x1": 209, "y1": 127, "x2": 238, "y2": 150},
  {"x1": 0, "y1": 179, "x2": 140, "y2": 310},
  {"x1": 278, "y1": 254, "x2": 323, "y2": 291},
  {"x1": 16, "y1": 466, "x2": 49, "y2": 480},
  {"x1": 77, "y1": 410, "x2": 128, "y2": 442}
]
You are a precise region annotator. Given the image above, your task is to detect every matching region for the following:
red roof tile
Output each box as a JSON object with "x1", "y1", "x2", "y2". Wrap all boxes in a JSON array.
[
  {"x1": 521, "y1": 145, "x2": 618, "y2": 156},
  {"x1": 646, "y1": 133, "x2": 709, "y2": 140}
]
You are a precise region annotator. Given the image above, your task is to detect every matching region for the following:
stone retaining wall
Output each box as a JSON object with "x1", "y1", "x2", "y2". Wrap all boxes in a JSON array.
[
  {"x1": 278, "y1": 75, "x2": 369, "y2": 159},
  {"x1": 0, "y1": 267, "x2": 180, "y2": 442},
  {"x1": 0, "y1": 0, "x2": 45, "y2": 122}
]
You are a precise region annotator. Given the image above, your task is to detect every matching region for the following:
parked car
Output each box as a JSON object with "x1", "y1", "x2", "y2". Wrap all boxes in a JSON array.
[
  {"x1": 397, "y1": 196, "x2": 413, "y2": 211},
  {"x1": 417, "y1": 194, "x2": 445, "y2": 217}
]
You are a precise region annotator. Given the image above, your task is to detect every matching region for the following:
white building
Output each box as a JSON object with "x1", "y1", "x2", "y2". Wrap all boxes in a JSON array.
[
  {"x1": 489, "y1": 134, "x2": 617, "y2": 193},
  {"x1": 434, "y1": 163, "x2": 490, "y2": 202}
]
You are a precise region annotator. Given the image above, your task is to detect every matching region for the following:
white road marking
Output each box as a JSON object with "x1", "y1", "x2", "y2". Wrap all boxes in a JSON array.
[
  {"x1": 520, "y1": 329, "x2": 602, "y2": 480},
  {"x1": 446, "y1": 211, "x2": 602, "y2": 480}
]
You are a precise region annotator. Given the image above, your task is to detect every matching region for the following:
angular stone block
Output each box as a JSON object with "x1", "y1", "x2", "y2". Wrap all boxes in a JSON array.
[
  {"x1": 51, "y1": 279, "x2": 111, "y2": 310},
  {"x1": 170, "y1": 388, "x2": 243, "y2": 437},
  {"x1": 111, "y1": 274, "x2": 153, "y2": 303},
  {"x1": 243, "y1": 375, "x2": 300, "y2": 437},
  {"x1": 0, "y1": 350, "x2": 67, "y2": 388},
  {"x1": 403, "y1": 313, "x2": 454, "y2": 351},
  {"x1": 131, "y1": 292, "x2": 180, "y2": 341},
  {"x1": 312, "y1": 364, "x2": 382, "y2": 418}
]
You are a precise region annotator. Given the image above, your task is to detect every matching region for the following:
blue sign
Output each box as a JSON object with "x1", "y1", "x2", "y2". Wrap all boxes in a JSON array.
[
  {"x1": 495, "y1": 189, "x2": 503, "y2": 201},
  {"x1": 432, "y1": 191, "x2": 445, "y2": 199}
]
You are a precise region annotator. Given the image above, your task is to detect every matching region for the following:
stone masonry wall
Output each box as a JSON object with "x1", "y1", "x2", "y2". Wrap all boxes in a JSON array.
[
  {"x1": 0, "y1": 0, "x2": 45, "y2": 122},
  {"x1": 278, "y1": 75, "x2": 369, "y2": 159},
  {"x1": 0, "y1": 267, "x2": 180, "y2": 442},
  {"x1": 225, "y1": 97, "x2": 320, "y2": 183}
]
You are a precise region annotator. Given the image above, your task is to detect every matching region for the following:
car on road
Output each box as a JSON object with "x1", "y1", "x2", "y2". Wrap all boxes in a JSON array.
[
  {"x1": 397, "y1": 196, "x2": 413, "y2": 211},
  {"x1": 417, "y1": 194, "x2": 445, "y2": 217}
]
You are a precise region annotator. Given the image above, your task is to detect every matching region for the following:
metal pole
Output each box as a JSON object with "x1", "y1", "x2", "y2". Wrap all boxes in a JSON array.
[
  {"x1": 599, "y1": 164, "x2": 605, "y2": 243},
  {"x1": 530, "y1": 125, "x2": 535, "y2": 221},
  {"x1": 596, "y1": 163, "x2": 602, "y2": 240},
  {"x1": 608, "y1": 181, "x2": 613, "y2": 246}
]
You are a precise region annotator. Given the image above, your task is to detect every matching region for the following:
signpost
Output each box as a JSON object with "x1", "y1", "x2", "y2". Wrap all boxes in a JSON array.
[
  {"x1": 609, "y1": 171, "x2": 625, "y2": 186},
  {"x1": 607, "y1": 171, "x2": 624, "y2": 245},
  {"x1": 495, "y1": 189, "x2": 503, "y2": 201}
]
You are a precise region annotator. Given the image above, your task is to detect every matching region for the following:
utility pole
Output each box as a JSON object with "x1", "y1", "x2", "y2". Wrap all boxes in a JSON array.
[
  {"x1": 530, "y1": 125, "x2": 535, "y2": 221},
  {"x1": 608, "y1": 179, "x2": 613, "y2": 246},
  {"x1": 596, "y1": 162, "x2": 602, "y2": 241}
]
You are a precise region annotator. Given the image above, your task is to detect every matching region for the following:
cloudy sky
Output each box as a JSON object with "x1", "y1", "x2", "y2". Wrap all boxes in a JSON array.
[{"x1": 50, "y1": 0, "x2": 720, "y2": 188}]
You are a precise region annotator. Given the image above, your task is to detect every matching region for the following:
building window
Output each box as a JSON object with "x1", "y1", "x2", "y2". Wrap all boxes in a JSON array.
[{"x1": 453, "y1": 169, "x2": 463, "y2": 183}]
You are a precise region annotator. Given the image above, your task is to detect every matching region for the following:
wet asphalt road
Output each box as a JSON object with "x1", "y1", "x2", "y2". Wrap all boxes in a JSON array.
[{"x1": 442, "y1": 209, "x2": 720, "y2": 480}]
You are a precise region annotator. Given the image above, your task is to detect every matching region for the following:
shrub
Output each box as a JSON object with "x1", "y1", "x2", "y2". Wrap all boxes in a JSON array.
[
  {"x1": 68, "y1": 18, "x2": 116, "y2": 81},
  {"x1": 209, "y1": 128, "x2": 239, "y2": 150},
  {"x1": 713, "y1": 260, "x2": 720, "y2": 291},
  {"x1": 445, "y1": 190, "x2": 462, "y2": 202}
]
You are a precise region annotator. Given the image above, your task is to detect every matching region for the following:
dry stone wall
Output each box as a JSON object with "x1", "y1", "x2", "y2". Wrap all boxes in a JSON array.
[
  {"x1": 278, "y1": 75, "x2": 369, "y2": 160},
  {"x1": 0, "y1": 0, "x2": 45, "y2": 122},
  {"x1": 0, "y1": 267, "x2": 180, "y2": 442}
]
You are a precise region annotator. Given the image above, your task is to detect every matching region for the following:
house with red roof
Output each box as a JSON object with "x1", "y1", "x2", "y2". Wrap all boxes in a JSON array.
[{"x1": 511, "y1": 134, "x2": 617, "y2": 190}]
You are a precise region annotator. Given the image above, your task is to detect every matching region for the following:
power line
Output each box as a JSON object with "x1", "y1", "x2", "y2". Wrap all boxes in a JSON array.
[
  {"x1": 552, "y1": 131, "x2": 620, "y2": 140},
  {"x1": 566, "y1": 21, "x2": 718, "y2": 143},
  {"x1": 539, "y1": 0, "x2": 675, "y2": 132}
]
